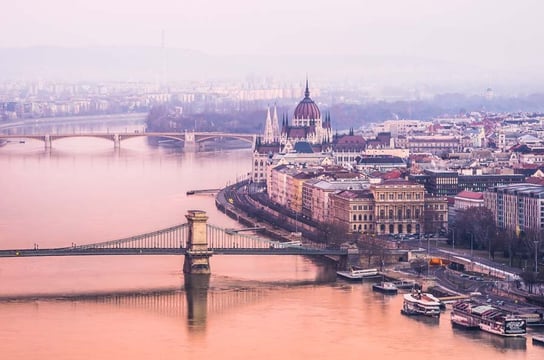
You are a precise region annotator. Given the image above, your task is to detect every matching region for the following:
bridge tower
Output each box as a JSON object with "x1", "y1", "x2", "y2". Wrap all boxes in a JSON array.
[{"x1": 183, "y1": 210, "x2": 213, "y2": 274}]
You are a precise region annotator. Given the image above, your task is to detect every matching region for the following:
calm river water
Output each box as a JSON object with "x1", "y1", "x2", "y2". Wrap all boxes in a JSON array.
[{"x1": 0, "y1": 118, "x2": 543, "y2": 359}]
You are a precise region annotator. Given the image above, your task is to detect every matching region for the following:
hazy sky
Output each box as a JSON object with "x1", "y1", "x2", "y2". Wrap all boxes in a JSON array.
[
  {"x1": 3, "y1": 1, "x2": 541, "y2": 57},
  {"x1": 2, "y1": 0, "x2": 543, "y2": 87}
]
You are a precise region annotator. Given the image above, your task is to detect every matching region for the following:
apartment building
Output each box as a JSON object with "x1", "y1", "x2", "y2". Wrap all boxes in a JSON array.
[{"x1": 484, "y1": 183, "x2": 544, "y2": 235}]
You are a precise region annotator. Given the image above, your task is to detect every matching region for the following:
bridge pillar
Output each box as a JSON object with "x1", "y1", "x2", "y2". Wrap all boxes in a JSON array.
[
  {"x1": 113, "y1": 134, "x2": 120, "y2": 148},
  {"x1": 185, "y1": 274, "x2": 210, "y2": 329},
  {"x1": 184, "y1": 130, "x2": 197, "y2": 151},
  {"x1": 44, "y1": 135, "x2": 51, "y2": 149},
  {"x1": 183, "y1": 210, "x2": 213, "y2": 274}
]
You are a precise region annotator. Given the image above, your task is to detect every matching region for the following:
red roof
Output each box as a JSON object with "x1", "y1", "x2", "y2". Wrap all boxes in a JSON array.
[
  {"x1": 526, "y1": 177, "x2": 544, "y2": 185},
  {"x1": 455, "y1": 190, "x2": 484, "y2": 200}
]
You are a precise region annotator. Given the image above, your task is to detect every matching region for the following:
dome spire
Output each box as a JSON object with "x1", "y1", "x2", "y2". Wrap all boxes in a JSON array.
[{"x1": 304, "y1": 75, "x2": 310, "y2": 98}]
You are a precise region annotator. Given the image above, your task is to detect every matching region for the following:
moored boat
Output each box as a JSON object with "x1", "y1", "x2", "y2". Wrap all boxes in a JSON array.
[
  {"x1": 336, "y1": 268, "x2": 379, "y2": 281},
  {"x1": 450, "y1": 300, "x2": 482, "y2": 329},
  {"x1": 533, "y1": 334, "x2": 544, "y2": 346},
  {"x1": 450, "y1": 300, "x2": 526, "y2": 337},
  {"x1": 401, "y1": 289, "x2": 441, "y2": 317},
  {"x1": 372, "y1": 281, "x2": 398, "y2": 295}
]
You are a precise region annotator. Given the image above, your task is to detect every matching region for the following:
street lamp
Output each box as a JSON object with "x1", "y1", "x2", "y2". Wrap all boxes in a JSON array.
[
  {"x1": 449, "y1": 228, "x2": 455, "y2": 250},
  {"x1": 534, "y1": 240, "x2": 539, "y2": 274},
  {"x1": 467, "y1": 232, "x2": 474, "y2": 259}
]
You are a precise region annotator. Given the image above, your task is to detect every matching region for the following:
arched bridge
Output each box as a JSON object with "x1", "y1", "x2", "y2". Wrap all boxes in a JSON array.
[
  {"x1": 0, "y1": 130, "x2": 257, "y2": 149},
  {"x1": 0, "y1": 210, "x2": 348, "y2": 274}
]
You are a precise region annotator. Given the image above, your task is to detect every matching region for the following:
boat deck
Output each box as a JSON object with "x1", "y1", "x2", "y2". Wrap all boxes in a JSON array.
[{"x1": 533, "y1": 335, "x2": 544, "y2": 346}]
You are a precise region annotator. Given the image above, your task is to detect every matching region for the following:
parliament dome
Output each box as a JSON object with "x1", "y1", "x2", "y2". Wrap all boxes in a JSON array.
[{"x1": 293, "y1": 80, "x2": 321, "y2": 119}]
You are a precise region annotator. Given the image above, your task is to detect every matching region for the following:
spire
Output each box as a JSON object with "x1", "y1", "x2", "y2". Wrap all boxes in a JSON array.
[
  {"x1": 263, "y1": 105, "x2": 273, "y2": 143},
  {"x1": 304, "y1": 75, "x2": 310, "y2": 98},
  {"x1": 272, "y1": 103, "x2": 280, "y2": 142}
]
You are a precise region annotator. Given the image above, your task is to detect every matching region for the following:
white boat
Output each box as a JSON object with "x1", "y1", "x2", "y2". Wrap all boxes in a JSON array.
[
  {"x1": 336, "y1": 268, "x2": 379, "y2": 281},
  {"x1": 450, "y1": 300, "x2": 527, "y2": 337},
  {"x1": 476, "y1": 307, "x2": 526, "y2": 337},
  {"x1": 372, "y1": 281, "x2": 398, "y2": 295},
  {"x1": 533, "y1": 334, "x2": 544, "y2": 346},
  {"x1": 401, "y1": 289, "x2": 441, "y2": 317}
]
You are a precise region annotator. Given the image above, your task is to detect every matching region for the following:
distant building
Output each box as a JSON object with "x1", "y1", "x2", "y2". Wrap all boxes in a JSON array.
[
  {"x1": 454, "y1": 190, "x2": 484, "y2": 210},
  {"x1": 484, "y1": 183, "x2": 544, "y2": 235}
]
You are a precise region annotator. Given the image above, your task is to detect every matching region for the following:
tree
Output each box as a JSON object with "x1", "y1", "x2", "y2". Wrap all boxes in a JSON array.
[
  {"x1": 410, "y1": 258, "x2": 428, "y2": 277},
  {"x1": 454, "y1": 207, "x2": 497, "y2": 253},
  {"x1": 357, "y1": 234, "x2": 386, "y2": 267},
  {"x1": 320, "y1": 221, "x2": 349, "y2": 248}
]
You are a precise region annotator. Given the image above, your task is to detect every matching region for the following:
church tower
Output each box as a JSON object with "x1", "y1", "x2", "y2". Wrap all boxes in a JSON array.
[{"x1": 263, "y1": 105, "x2": 274, "y2": 144}]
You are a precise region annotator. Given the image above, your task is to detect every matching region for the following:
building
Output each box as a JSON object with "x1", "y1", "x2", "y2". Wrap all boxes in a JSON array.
[
  {"x1": 458, "y1": 174, "x2": 525, "y2": 192},
  {"x1": 330, "y1": 190, "x2": 375, "y2": 233},
  {"x1": 355, "y1": 156, "x2": 407, "y2": 172},
  {"x1": 411, "y1": 170, "x2": 524, "y2": 196},
  {"x1": 371, "y1": 179, "x2": 426, "y2": 235},
  {"x1": 484, "y1": 183, "x2": 544, "y2": 236},
  {"x1": 279, "y1": 79, "x2": 332, "y2": 152},
  {"x1": 252, "y1": 79, "x2": 332, "y2": 183},
  {"x1": 302, "y1": 178, "x2": 370, "y2": 223},
  {"x1": 422, "y1": 169, "x2": 459, "y2": 196},
  {"x1": 454, "y1": 190, "x2": 484, "y2": 210}
]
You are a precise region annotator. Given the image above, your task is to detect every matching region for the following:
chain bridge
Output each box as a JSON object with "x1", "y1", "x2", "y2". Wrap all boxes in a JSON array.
[{"x1": 0, "y1": 210, "x2": 348, "y2": 274}]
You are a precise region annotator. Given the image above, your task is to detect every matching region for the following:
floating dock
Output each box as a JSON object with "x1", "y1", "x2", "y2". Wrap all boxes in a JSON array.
[{"x1": 187, "y1": 188, "x2": 221, "y2": 195}]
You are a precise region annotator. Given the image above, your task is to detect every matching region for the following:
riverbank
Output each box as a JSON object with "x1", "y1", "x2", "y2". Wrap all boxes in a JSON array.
[{"x1": 216, "y1": 181, "x2": 544, "y2": 313}]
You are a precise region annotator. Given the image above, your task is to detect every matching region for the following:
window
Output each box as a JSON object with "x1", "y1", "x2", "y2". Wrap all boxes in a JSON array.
[
  {"x1": 380, "y1": 209, "x2": 385, "y2": 219},
  {"x1": 353, "y1": 214, "x2": 357, "y2": 221},
  {"x1": 398, "y1": 209, "x2": 402, "y2": 219},
  {"x1": 415, "y1": 209, "x2": 420, "y2": 218},
  {"x1": 389, "y1": 209, "x2": 393, "y2": 219},
  {"x1": 406, "y1": 208, "x2": 411, "y2": 219},
  {"x1": 389, "y1": 194, "x2": 394, "y2": 200}
]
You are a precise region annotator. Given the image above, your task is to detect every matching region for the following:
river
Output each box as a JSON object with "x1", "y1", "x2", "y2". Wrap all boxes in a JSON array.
[{"x1": 0, "y1": 118, "x2": 542, "y2": 359}]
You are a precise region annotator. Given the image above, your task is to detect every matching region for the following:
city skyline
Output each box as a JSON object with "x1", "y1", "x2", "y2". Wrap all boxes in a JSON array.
[{"x1": 2, "y1": 1, "x2": 544, "y2": 92}]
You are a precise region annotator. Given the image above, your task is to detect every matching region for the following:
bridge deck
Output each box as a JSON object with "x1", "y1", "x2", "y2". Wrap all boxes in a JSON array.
[{"x1": 0, "y1": 247, "x2": 347, "y2": 258}]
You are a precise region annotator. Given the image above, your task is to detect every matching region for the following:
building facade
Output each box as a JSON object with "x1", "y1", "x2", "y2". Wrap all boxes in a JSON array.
[{"x1": 484, "y1": 183, "x2": 544, "y2": 235}]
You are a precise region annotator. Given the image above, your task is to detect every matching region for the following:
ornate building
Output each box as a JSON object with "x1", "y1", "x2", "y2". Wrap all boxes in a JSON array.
[
  {"x1": 279, "y1": 79, "x2": 332, "y2": 152},
  {"x1": 251, "y1": 79, "x2": 333, "y2": 183}
]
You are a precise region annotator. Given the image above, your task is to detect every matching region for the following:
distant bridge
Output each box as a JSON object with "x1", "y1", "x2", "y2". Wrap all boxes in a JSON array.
[
  {"x1": 0, "y1": 130, "x2": 257, "y2": 149},
  {"x1": 0, "y1": 211, "x2": 348, "y2": 274}
]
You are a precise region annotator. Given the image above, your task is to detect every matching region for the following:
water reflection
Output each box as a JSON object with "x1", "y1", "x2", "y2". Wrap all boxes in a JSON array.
[
  {"x1": 185, "y1": 274, "x2": 210, "y2": 331},
  {"x1": 452, "y1": 326, "x2": 527, "y2": 351}
]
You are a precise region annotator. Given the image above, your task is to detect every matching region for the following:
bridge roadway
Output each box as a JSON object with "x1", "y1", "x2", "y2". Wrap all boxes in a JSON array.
[
  {"x1": 0, "y1": 247, "x2": 347, "y2": 258},
  {"x1": 0, "y1": 131, "x2": 257, "y2": 149}
]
